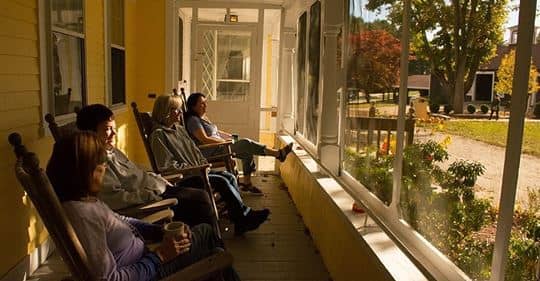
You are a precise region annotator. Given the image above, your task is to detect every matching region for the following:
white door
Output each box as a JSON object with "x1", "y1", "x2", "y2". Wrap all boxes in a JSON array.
[{"x1": 192, "y1": 25, "x2": 260, "y2": 141}]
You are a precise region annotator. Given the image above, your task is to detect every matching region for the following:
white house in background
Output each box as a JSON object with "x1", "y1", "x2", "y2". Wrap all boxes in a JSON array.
[{"x1": 466, "y1": 26, "x2": 540, "y2": 109}]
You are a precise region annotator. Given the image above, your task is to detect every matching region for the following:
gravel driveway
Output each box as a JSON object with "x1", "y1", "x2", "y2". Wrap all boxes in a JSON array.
[{"x1": 416, "y1": 129, "x2": 539, "y2": 208}]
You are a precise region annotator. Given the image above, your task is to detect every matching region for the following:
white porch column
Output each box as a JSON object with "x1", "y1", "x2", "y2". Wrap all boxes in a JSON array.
[
  {"x1": 490, "y1": 0, "x2": 537, "y2": 280},
  {"x1": 317, "y1": 0, "x2": 344, "y2": 175},
  {"x1": 278, "y1": 27, "x2": 296, "y2": 134},
  {"x1": 164, "y1": 0, "x2": 177, "y2": 92}
]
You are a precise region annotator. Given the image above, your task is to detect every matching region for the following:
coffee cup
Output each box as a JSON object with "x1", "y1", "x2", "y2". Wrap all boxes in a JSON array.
[{"x1": 163, "y1": 221, "x2": 186, "y2": 241}]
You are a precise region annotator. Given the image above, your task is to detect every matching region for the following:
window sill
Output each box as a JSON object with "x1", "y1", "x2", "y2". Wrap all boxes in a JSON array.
[{"x1": 278, "y1": 134, "x2": 427, "y2": 281}]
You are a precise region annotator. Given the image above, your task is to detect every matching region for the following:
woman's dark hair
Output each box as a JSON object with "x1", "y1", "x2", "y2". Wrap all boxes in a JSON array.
[
  {"x1": 76, "y1": 104, "x2": 114, "y2": 132},
  {"x1": 46, "y1": 131, "x2": 107, "y2": 202},
  {"x1": 184, "y1": 92, "x2": 206, "y2": 120}
]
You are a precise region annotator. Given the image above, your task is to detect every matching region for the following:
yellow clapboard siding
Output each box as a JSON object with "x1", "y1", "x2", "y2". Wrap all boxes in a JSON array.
[
  {"x1": 0, "y1": 55, "x2": 39, "y2": 74},
  {"x1": 84, "y1": 0, "x2": 105, "y2": 105},
  {"x1": 10, "y1": 0, "x2": 37, "y2": 9},
  {"x1": 0, "y1": 124, "x2": 43, "y2": 161},
  {"x1": 0, "y1": 107, "x2": 40, "y2": 131},
  {"x1": 0, "y1": 36, "x2": 38, "y2": 57},
  {"x1": 0, "y1": 17, "x2": 37, "y2": 40},
  {"x1": 0, "y1": 91, "x2": 40, "y2": 111},
  {"x1": 0, "y1": 1, "x2": 37, "y2": 24},
  {"x1": 0, "y1": 74, "x2": 40, "y2": 93}
]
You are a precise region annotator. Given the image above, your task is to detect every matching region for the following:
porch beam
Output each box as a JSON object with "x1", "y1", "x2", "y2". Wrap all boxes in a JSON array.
[{"x1": 178, "y1": 1, "x2": 282, "y2": 10}]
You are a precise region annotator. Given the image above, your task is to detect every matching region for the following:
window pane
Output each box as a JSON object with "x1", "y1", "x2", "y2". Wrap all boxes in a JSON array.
[
  {"x1": 51, "y1": 0, "x2": 83, "y2": 33},
  {"x1": 214, "y1": 30, "x2": 251, "y2": 102},
  {"x1": 111, "y1": 48, "x2": 125, "y2": 105},
  {"x1": 305, "y1": 1, "x2": 321, "y2": 144},
  {"x1": 109, "y1": 0, "x2": 124, "y2": 46},
  {"x1": 229, "y1": 9, "x2": 259, "y2": 23},
  {"x1": 52, "y1": 32, "x2": 85, "y2": 116},
  {"x1": 198, "y1": 8, "x2": 227, "y2": 22},
  {"x1": 397, "y1": 1, "x2": 513, "y2": 279},
  {"x1": 509, "y1": 185, "x2": 540, "y2": 281},
  {"x1": 296, "y1": 12, "x2": 307, "y2": 134},
  {"x1": 342, "y1": 0, "x2": 401, "y2": 205}
]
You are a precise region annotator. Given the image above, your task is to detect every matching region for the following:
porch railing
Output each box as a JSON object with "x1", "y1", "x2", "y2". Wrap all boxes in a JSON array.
[{"x1": 345, "y1": 117, "x2": 415, "y2": 153}]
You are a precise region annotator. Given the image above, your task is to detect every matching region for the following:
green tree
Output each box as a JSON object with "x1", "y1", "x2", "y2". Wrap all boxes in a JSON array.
[
  {"x1": 494, "y1": 49, "x2": 539, "y2": 96},
  {"x1": 367, "y1": 0, "x2": 508, "y2": 113}
]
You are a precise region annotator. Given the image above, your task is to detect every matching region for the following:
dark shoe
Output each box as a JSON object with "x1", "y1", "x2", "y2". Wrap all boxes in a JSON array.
[
  {"x1": 239, "y1": 183, "x2": 264, "y2": 196},
  {"x1": 235, "y1": 208, "x2": 270, "y2": 235},
  {"x1": 277, "y1": 143, "x2": 293, "y2": 162}
]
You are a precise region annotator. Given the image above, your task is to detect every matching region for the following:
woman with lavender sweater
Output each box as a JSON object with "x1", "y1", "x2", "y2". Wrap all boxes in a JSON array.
[{"x1": 46, "y1": 131, "x2": 240, "y2": 281}]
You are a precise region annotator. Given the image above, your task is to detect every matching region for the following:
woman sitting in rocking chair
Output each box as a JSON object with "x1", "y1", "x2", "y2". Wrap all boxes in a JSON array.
[
  {"x1": 184, "y1": 92, "x2": 293, "y2": 195},
  {"x1": 46, "y1": 131, "x2": 240, "y2": 281}
]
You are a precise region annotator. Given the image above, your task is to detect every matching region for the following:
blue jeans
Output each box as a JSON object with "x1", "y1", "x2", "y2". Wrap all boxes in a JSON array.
[
  {"x1": 201, "y1": 138, "x2": 266, "y2": 176},
  {"x1": 176, "y1": 171, "x2": 250, "y2": 221}
]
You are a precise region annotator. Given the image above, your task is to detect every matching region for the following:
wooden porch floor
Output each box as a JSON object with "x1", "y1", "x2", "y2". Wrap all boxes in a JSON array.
[{"x1": 28, "y1": 160, "x2": 331, "y2": 281}]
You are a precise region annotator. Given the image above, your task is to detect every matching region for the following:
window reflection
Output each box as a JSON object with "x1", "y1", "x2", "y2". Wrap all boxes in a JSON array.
[
  {"x1": 52, "y1": 32, "x2": 85, "y2": 116},
  {"x1": 305, "y1": 1, "x2": 321, "y2": 144},
  {"x1": 51, "y1": 0, "x2": 84, "y2": 33},
  {"x1": 215, "y1": 31, "x2": 251, "y2": 102},
  {"x1": 296, "y1": 12, "x2": 307, "y2": 134}
]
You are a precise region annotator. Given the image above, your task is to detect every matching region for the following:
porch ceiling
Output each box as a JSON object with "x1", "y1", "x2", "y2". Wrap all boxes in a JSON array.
[
  {"x1": 197, "y1": 0, "x2": 285, "y2": 4},
  {"x1": 190, "y1": 0, "x2": 299, "y2": 8}
]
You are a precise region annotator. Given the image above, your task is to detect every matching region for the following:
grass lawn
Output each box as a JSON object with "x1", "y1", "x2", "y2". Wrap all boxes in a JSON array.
[{"x1": 441, "y1": 121, "x2": 540, "y2": 157}]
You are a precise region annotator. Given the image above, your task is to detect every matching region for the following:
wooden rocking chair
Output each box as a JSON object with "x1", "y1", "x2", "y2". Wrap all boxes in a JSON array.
[
  {"x1": 8, "y1": 133, "x2": 233, "y2": 281},
  {"x1": 130, "y1": 102, "x2": 223, "y2": 237},
  {"x1": 131, "y1": 101, "x2": 238, "y2": 178}
]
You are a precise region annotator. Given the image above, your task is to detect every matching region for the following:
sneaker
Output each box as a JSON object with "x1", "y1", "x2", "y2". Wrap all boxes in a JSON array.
[
  {"x1": 277, "y1": 142, "x2": 293, "y2": 162},
  {"x1": 235, "y1": 208, "x2": 270, "y2": 235},
  {"x1": 240, "y1": 184, "x2": 264, "y2": 196}
]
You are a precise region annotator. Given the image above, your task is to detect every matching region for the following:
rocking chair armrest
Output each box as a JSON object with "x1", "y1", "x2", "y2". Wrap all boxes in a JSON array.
[
  {"x1": 161, "y1": 173, "x2": 184, "y2": 183},
  {"x1": 140, "y1": 209, "x2": 174, "y2": 224},
  {"x1": 116, "y1": 198, "x2": 178, "y2": 219},
  {"x1": 198, "y1": 141, "x2": 233, "y2": 150},
  {"x1": 173, "y1": 164, "x2": 212, "y2": 176},
  {"x1": 158, "y1": 169, "x2": 185, "y2": 183},
  {"x1": 205, "y1": 153, "x2": 235, "y2": 162},
  {"x1": 160, "y1": 249, "x2": 233, "y2": 281}
]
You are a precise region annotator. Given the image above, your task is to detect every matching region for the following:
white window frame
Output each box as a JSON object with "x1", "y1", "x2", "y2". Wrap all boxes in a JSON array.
[
  {"x1": 286, "y1": 0, "x2": 535, "y2": 280},
  {"x1": 293, "y1": 0, "x2": 320, "y2": 156},
  {"x1": 39, "y1": 0, "x2": 87, "y2": 126},
  {"x1": 105, "y1": 0, "x2": 126, "y2": 108}
]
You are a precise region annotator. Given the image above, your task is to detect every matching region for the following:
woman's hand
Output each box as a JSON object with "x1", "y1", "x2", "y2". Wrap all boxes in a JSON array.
[
  {"x1": 219, "y1": 130, "x2": 232, "y2": 139},
  {"x1": 154, "y1": 225, "x2": 192, "y2": 262}
]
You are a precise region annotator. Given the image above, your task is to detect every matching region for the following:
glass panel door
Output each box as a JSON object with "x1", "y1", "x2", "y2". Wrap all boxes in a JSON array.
[{"x1": 194, "y1": 25, "x2": 260, "y2": 141}]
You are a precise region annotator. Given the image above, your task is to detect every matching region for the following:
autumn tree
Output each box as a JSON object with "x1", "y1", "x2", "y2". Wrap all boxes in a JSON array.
[
  {"x1": 348, "y1": 29, "x2": 401, "y2": 103},
  {"x1": 367, "y1": 0, "x2": 508, "y2": 113},
  {"x1": 494, "y1": 49, "x2": 539, "y2": 96}
]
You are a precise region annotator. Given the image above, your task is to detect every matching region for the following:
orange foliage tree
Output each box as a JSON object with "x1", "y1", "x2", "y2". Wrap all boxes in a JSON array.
[{"x1": 347, "y1": 29, "x2": 401, "y2": 102}]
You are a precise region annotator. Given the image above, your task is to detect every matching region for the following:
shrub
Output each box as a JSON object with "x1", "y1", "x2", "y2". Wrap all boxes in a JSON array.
[
  {"x1": 480, "y1": 104, "x2": 489, "y2": 114},
  {"x1": 430, "y1": 103, "x2": 440, "y2": 114},
  {"x1": 348, "y1": 142, "x2": 538, "y2": 279},
  {"x1": 534, "y1": 102, "x2": 540, "y2": 119},
  {"x1": 467, "y1": 104, "x2": 477, "y2": 114},
  {"x1": 444, "y1": 104, "x2": 453, "y2": 114}
]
